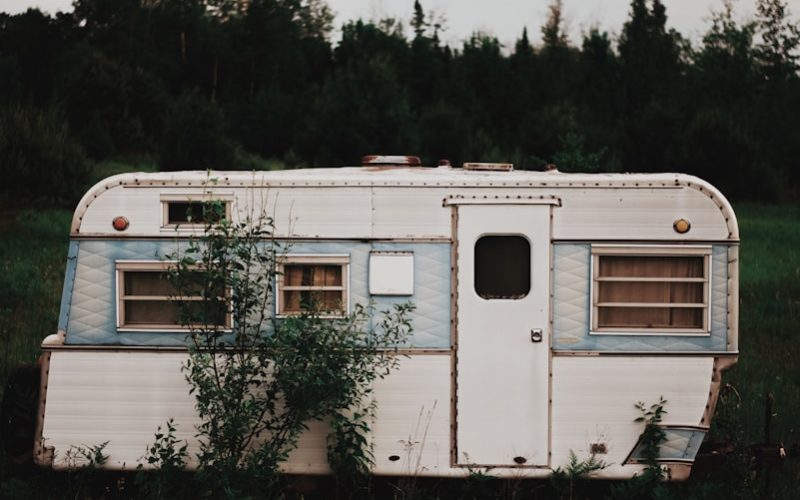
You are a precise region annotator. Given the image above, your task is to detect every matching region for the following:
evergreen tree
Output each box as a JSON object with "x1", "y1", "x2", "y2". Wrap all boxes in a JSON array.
[{"x1": 754, "y1": 0, "x2": 800, "y2": 79}]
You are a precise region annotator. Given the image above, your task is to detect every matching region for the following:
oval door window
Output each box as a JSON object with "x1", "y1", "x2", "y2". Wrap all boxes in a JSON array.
[{"x1": 474, "y1": 235, "x2": 531, "y2": 299}]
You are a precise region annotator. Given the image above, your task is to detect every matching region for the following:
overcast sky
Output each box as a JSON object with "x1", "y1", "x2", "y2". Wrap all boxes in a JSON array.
[{"x1": 1, "y1": 0, "x2": 798, "y2": 48}]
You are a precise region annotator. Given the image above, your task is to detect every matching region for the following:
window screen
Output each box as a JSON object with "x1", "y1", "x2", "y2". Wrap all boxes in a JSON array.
[
  {"x1": 592, "y1": 248, "x2": 710, "y2": 332},
  {"x1": 117, "y1": 263, "x2": 229, "y2": 330},
  {"x1": 165, "y1": 201, "x2": 228, "y2": 225},
  {"x1": 277, "y1": 257, "x2": 349, "y2": 315},
  {"x1": 474, "y1": 235, "x2": 531, "y2": 299}
]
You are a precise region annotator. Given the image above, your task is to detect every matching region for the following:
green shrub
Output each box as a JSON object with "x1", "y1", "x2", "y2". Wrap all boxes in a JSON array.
[{"x1": 166, "y1": 193, "x2": 413, "y2": 497}]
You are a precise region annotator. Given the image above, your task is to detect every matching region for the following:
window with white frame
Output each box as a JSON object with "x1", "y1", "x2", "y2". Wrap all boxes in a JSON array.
[
  {"x1": 161, "y1": 195, "x2": 232, "y2": 228},
  {"x1": 277, "y1": 255, "x2": 349, "y2": 315},
  {"x1": 591, "y1": 246, "x2": 711, "y2": 333},
  {"x1": 116, "y1": 261, "x2": 230, "y2": 330}
]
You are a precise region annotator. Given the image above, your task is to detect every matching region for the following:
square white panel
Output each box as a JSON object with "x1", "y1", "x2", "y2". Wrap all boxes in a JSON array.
[{"x1": 369, "y1": 252, "x2": 414, "y2": 295}]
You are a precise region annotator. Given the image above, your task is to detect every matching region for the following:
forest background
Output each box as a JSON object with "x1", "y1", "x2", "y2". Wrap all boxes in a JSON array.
[{"x1": 2, "y1": 0, "x2": 800, "y2": 207}]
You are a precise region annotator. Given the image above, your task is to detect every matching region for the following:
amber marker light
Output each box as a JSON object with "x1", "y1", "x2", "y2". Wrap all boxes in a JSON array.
[
  {"x1": 112, "y1": 216, "x2": 129, "y2": 231},
  {"x1": 673, "y1": 218, "x2": 691, "y2": 234}
]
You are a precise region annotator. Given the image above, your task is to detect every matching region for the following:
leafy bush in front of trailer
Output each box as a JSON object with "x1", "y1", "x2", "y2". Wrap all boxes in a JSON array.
[{"x1": 165, "y1": 198, "x2": 413, "y2": 497}]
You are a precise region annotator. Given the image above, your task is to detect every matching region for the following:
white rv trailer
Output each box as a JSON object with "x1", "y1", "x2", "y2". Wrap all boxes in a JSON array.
[{"x1": 33, "y1": 161, "x2": 739, "y2": 480}]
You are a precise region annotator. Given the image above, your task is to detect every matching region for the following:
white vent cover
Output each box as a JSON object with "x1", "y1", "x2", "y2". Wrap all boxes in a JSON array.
[{"x1": 369, "y1": 252, "x2": 414, "y2": 295}]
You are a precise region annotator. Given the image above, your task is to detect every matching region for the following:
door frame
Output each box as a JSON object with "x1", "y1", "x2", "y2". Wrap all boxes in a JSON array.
[{"x1": 446, "y1": 196, "x2": 560, "y2": 468}]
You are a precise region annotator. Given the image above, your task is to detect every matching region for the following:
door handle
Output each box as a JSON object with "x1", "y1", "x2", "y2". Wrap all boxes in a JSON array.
[{"x1": 530, "y1": 329, "x2": 543, "y2": 343}]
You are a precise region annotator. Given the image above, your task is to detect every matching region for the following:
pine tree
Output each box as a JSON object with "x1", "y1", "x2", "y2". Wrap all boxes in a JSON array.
[
  {"x1": 412, "y1": 0, "x2": 426, "y2": 38},
  {"x1": 754, "y1": 0, "x2": 800, "y2": 79},
  {"x1": 541, "y1": 0, "x2": 568, "y2": 49}
]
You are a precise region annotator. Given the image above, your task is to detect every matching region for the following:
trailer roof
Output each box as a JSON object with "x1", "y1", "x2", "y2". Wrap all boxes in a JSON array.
[
  {"x1": 72, "y1": 167, "x2": 738, "y2": 240},
  {"x1": 76, "y1": 166, "x2": 726, "y2": 188}
]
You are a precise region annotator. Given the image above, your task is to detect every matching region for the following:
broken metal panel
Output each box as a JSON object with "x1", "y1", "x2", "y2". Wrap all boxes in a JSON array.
[
  {"x1": 626, "y1": 427, "x2": 708, "y2": 463},
  {"x1": 551, "y1": 356, "x2": 714, "y2": 469}
]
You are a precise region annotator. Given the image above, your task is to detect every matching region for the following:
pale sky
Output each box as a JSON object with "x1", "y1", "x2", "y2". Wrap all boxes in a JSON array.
[{"x1": 1, "y1": 0, "x2": 797, "y2": 48}]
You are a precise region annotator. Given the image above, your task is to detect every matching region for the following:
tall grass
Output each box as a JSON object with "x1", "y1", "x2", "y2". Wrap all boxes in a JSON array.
[
  {"x1": 726, "y1": 203, "x2": 800, "y2": 497},
  {"x1": 0, "y1": 210, "x2": 71, "y2": 390}
]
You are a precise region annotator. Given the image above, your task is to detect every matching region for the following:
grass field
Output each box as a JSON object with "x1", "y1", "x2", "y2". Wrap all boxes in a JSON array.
[{"x1": 0, "y1": 202, "x2": 798, "y2": 498}]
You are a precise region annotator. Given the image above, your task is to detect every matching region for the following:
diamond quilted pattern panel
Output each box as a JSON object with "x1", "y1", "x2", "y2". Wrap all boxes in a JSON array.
[
  {"x1": 710, "y1": 246, "x2": 728, "y2": 350},
  {"x1": 552, "y1": 244, "x2": 730, "y2": 352},
  {"x1": 68, "y1": 240, "x2": 182, "y2": 345},
  {"x1": 371, "y1": 242, "x2": 450, "y2": 348},
  {"x1": 67, "y1": 240, "x2": 450, "y2": 348},
  {"x1": 57, "y1": 241, "x2": 79, "y2": 332},
  {"x1": 552, "y1": 245, "x2": 591, "y2": 346}
]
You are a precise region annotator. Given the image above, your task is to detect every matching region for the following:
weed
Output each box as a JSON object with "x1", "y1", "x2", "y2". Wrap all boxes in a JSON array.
[
  {"x1": 608, "y1": 397, "x2": 667, "y2": 500},
  {"x1": 551, "y1": 450, "x2": 608, "y2": 500},
  {"x1": 135, "y1": 419, "x2": 189, "y2": 500}
]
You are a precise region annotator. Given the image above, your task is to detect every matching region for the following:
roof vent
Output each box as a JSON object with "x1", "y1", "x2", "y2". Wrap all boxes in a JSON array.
[
  {"x1": 361, "y1": 155, "x2": 421, "y2": 166},
  {"x1": 462, "y1": 162, "x2": 514, "y2": 172}
]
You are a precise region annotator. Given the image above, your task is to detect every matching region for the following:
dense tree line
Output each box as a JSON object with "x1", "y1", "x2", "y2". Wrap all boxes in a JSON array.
[{"x1": 1, "y1": 0, "x2": 799, "y2": 204}]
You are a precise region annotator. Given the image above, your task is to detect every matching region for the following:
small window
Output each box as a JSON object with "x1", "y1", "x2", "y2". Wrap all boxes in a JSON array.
[
  {"x1": 474, "y1": 235, "x2": 530, "y2": 299},
  {"x1": 116, "y1": 262, "x2": 230, "y2": 330},
  {"x1": 592, "y1": 246, "x2": 711, "y2": 333},
  {"x1": 277, "y1": 256, "x2": 349, "y2": 315},
  {"x1": 161, "y1": 196, "x2": 231, "y2": 227}
]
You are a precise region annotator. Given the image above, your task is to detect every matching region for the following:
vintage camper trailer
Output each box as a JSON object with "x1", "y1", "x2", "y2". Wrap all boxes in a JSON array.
[{"x1": 31, "y1": 159, "x2": 738, "y2": 480}]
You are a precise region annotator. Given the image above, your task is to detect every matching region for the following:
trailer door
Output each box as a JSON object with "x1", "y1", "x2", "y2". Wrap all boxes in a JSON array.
[{"x1": 455, "y1": 203, "x2": 550, "y2": 467}]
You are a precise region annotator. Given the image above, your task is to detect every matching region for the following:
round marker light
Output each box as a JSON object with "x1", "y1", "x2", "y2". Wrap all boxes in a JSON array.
[
  {"x1": 673, "y1": 218, "x2": 691, "y2": 234},
  {"x1": 112, "y1": 216, "x2": 129, "y2": 231}
]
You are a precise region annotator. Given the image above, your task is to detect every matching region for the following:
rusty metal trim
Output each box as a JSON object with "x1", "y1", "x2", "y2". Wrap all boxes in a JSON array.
[
  {"x1": 69, "y1": 235, "x2": 454, "y2": 243},
  {"x1": 551, "y1": 351, "x2": 738, "y2": 356},
  {"x1": 443, "y1": 194, "x2": 561, "y2": 207},
  {"x1": 40, "y1": 345, "x2": 451, "y2": 355},
  {"x1": 449, "y1": 204, "x2": 459, "y2": 467},
  {"x1": 665, "y1": 463, "x2": 693, "y2": 481},
  {"x1": 701, "y1": 356, "x2": 739, "y2": 426},
  {"x1": 33, "y1": 352, "x2": 53, "y2": 467},
  {"x1": 547, "y1": 205, "x2": 555, "y2": 468},
  {"x1": 451, "y1": 463, "x2": 552, "y2": 469}
]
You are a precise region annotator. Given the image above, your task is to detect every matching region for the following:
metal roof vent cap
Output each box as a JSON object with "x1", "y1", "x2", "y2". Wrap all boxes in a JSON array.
[
  {"x1": 544, "y1": 163, "x2": 559, "y2": 173},
  {"x1": 462, "y1": 162, "x2": 514, "y2": 172},
  {"x1": 361, "y1": 155, "x2": 422, "y2": 166}
]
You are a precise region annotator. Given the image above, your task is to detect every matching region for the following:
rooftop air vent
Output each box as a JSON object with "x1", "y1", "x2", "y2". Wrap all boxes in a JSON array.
[
  {"x1": 361, "y1": 155, "x2": 422, "y2": 166},
  {"x1": 462, "y1": 162, "x2": 514, "y2": 172}
]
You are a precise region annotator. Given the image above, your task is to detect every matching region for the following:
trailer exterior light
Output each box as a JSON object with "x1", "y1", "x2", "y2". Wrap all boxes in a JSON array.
[
  {"x1": 112, "y1": 216, "x2": 129, "y2": 231},
  {"x1": 673, "y1": 218, "x2": 691, "y2": 234}
]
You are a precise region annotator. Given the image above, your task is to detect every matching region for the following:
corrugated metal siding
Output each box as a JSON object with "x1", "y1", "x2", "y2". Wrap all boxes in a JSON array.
[
  {"x1": 65, "y1": 240, "x2": 450, "y2": 348},
  {"x1": 370, "y1": 188, "x2": 452, "y2": 238},
  {"x1": 551, "y1": 356, "x2": 713, "y2": 473},
  {"x1": 44, "y1": 352, "x2": 200, "y2": 470},
  {"x1": 42, "y1": 352, "x2": 452, "y2": 474},
  {"x1": 42, "y1": 352, "x2": 713, "y2": 478},
  {"x1": 551, "y1": 244, "x2": 730, "y2": 352},
  {"x1": 552, "y1": 188, "x2": 730, "y2": 241}
]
